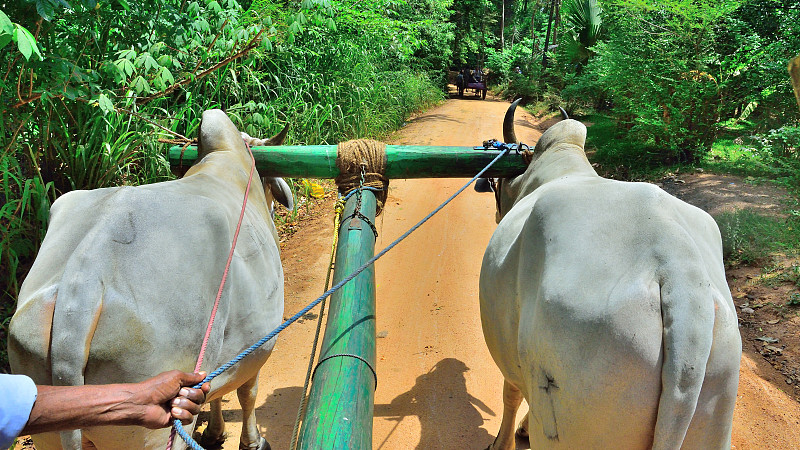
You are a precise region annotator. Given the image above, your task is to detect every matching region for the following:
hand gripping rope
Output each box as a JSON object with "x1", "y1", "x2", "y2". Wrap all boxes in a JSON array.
[{"x1": 171, "y1": 143, "x2": 515, "y2": 450}]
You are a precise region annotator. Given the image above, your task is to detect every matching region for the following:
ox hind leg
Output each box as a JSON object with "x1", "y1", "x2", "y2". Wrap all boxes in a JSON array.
[
  {"x1": 488, "y1": 379, "x2": 524, "y2": 450},
  {"x1": 237, "y1": 373, "x2": 270, "y2": 450}
]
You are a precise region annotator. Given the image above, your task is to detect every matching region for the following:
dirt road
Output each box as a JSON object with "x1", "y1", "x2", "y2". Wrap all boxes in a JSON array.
[{"x1": 209, "y1": 96, "x2": 800, "y2": 450}]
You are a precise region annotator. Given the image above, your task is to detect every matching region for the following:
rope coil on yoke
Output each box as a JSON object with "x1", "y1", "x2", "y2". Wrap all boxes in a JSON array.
[{"x1": 335, "y1": 139, "x2": 389, "y2": 215}]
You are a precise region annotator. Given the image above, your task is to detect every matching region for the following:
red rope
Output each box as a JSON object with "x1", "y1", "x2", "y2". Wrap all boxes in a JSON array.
[{"x1": 167, "y1": 140, "x2": 256, "y2": 449}]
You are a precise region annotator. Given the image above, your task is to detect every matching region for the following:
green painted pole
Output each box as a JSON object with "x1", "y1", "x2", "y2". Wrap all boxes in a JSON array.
[
  {"x1": 297, "y1": 190, "x2": 377, "y2": 450},
  {"x1": 169, "y1": 144, "x2": 527, "y2": 178}
]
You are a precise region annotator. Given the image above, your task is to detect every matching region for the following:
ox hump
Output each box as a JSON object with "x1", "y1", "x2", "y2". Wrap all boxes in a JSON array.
[
  {"x1": 197, "y1": 109, "x2": 246, "y2": 157},
  {"x1": 534, "y1": 119, "x2": 587, "y2": 154}
]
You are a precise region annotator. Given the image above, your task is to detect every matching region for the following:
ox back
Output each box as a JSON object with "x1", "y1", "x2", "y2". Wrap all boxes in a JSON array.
[
  {"x1": 479, "y1": 108, "x2": 741, "y2": 450},
  {"x1": 9, "y1": 110, "x2": 284, "y2": 450}
]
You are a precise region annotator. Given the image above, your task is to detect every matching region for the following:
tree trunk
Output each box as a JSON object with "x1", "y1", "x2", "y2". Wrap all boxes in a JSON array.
[
  {"x1": 542, "y1": 0, "x2": 554, "y2": 68},
  {"x1": 552, "y1": 0, "x2": 561, "y2": 43},
  {"x1": 531, "y1": 0, "x2": 542, "y2": 62},
  {"x1": 501, "y1": 0, "x2": 506, "y2": 49},
  {"x1": 511, "y1": 23, "x2": 517, "y2": 47}
]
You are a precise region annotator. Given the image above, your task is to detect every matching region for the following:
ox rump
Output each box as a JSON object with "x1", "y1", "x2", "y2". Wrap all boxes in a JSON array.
[
  {"x1": 477, "y1": 101, "x2": 741, "y2": 449},
  {"x1": 9, "y1": 110, "x2": 292, "y2": 450}
]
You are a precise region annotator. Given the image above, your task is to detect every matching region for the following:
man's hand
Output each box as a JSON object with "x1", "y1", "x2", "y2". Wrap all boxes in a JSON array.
[
  {"x1": 126, "y1": 370, "x2": 211, "y2": 429},
  {"x1": 22, "y1": 370, "x2": 211, "y2": 435}
]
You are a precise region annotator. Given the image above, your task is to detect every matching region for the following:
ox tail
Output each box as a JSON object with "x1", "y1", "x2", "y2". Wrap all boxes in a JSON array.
[
  {"x1": 50, "y1": 227, "x2": 114, "y2": 448},
  {"x1": 49, "y1": 275, "x2": 104, "y2": 449},
  {"x1": 651, "y1": 260, "x2": 716, "y2": 450}
]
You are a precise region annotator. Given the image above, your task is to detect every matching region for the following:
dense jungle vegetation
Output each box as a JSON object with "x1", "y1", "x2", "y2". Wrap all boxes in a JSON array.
[{"x1": 1, "y1": 0, "x2": 799, "y2": 371}]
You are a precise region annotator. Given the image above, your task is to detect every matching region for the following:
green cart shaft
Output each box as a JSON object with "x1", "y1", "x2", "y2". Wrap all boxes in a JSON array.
[{"x1": 297, "y1": 190, "x2": 378, "y2": 449}]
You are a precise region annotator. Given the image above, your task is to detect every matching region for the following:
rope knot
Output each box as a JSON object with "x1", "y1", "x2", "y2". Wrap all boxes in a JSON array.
[
  {"x1": 159, "y1": 137, "x2": 197, "y2": 176},
  {"x1": 521, "y1": 149, "x2": 535, "y2": 165},
  {"x1": 335, "y1": 139, "x2": 389, "y2": 215}
]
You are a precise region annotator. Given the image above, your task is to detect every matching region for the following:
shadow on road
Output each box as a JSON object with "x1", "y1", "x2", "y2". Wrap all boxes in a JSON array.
[{"x1": 374, "y1": 358, "x2": 496, "y2": 449}]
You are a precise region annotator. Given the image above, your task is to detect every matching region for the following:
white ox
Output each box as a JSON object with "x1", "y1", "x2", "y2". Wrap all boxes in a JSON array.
[
  {"x1": 9, "y1": 110, "x2": 291, "y2": 450},
  {"x1": 477, "y1": 101, "x2": 741, "y2": 449}
]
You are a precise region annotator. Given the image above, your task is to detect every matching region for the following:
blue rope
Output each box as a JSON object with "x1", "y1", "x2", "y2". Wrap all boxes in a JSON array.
[
  {"x1": 172, "y1": 147, "x2": 510, "y2": 445},
  {"x1": 173, "y1": 418, "x2": 204, "y2": 450},
  {"x1": 342, "y1": 185, "x2": 382, "y2": 202}
]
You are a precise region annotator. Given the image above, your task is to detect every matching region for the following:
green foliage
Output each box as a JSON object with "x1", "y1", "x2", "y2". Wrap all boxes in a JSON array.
[
  {"x1": 0, "y1": 0, "x2": 447, "y2": 372},
  {"x1": 498, "y1": 0, "x2": 799, "y2": 172},
  {"x1": 704, "y1": 126, "x2": 800, "y2": 197},
  {"x1": 0, "y1": 10, "x2": 44, "y2": 61},
  {"x1": 560, "y1": 0, "x2": 603, "y2": 68},
  {"x1": 450, "y1": 0, "x2": 494, "y2": 67},
  {"x1": 714, "y1": 0, "x2": 800, "y2": 129},
  {"x1": 747, "y1": 126, "x2": 800, "y2": 161},
  {"x1": 580, "y1": 0, "x2": 741, "y2": 163}
]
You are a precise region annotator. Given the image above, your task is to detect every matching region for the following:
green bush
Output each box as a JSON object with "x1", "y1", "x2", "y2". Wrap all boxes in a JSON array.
[{"x1": 716, "y1": 209, "x2": 800, "y2": 265}]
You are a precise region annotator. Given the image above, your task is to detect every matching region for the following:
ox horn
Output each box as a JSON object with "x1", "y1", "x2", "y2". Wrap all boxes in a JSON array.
[
  {"x1": 503, "y1": 98, "x2": 522, "y2": 144},
  {"x1": 558, "y1": 106, "x2": 569, "y2": 120},
  {"x1": 263, "y1": 122, "x2": 290, "y2": 146}
]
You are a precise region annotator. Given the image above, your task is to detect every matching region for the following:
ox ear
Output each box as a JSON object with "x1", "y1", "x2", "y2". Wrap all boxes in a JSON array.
[
  {"x1": 474, "y1": 178, "x2": 494, "y2": 193},
  {"x1": 266, "y1": 177, "x2": 294, "y2": 210}
]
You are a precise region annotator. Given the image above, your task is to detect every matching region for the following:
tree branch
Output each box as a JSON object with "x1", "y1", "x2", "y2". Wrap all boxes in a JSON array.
[{"x1": 135, "y1": 30, "x2": 264, "y2": 106}]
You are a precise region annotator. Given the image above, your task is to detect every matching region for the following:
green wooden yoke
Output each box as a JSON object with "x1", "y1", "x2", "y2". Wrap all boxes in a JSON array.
[{"x1": 169, "y1": 144, "x2": 528, "y2": 178}]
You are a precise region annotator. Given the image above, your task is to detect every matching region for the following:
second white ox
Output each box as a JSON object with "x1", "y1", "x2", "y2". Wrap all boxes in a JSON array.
[
  {"x1": 9, "y1": 110, "x2": 291, "y2": 450},
  {"x1": 476, "y1": 101, "x2": 741, "y2": 449}
]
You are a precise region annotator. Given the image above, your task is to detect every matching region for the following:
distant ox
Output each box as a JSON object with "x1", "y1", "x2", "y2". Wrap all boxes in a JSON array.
[
  {"x1": 9, "y1": 110, "x2": 292, "y2": 450},
  {"x1": 476, "y1": 100, "x2": 741, "y2": 449}
]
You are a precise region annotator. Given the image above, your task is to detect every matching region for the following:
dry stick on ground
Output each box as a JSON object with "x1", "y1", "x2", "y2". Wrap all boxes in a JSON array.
[{"x1": 136, "y1": 29, "x2": 264, "y2": 106}]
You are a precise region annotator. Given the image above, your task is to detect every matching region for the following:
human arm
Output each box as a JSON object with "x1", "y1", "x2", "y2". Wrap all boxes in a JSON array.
[{"x1": 20, "y1": 370, "x2": 210, "y2": 436}]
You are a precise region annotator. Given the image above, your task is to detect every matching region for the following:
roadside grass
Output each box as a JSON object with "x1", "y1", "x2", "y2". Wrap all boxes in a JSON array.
[
  {"x1": 581, "y1": 113, "x2": 685, "y2": 180},
  {"x1": 716, "y1": 210, "x2": 800, "y2": 266},
  {"x1": 580, "y1": 113, "x2": 800, "y2": 270}
]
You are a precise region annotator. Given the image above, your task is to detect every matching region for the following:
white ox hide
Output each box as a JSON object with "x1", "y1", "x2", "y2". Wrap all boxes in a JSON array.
[
  {"x1": 478, "y1": 102, "x2": 741, "y2": 449},
  {"x1": 9, "y1": 110, "x2": 291, "y2": 450}
]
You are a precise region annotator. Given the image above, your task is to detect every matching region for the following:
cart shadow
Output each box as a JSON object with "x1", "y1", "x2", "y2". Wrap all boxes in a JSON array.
[{"x1": 373, "y1": 357, "x2": 497, "y2": 449}]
